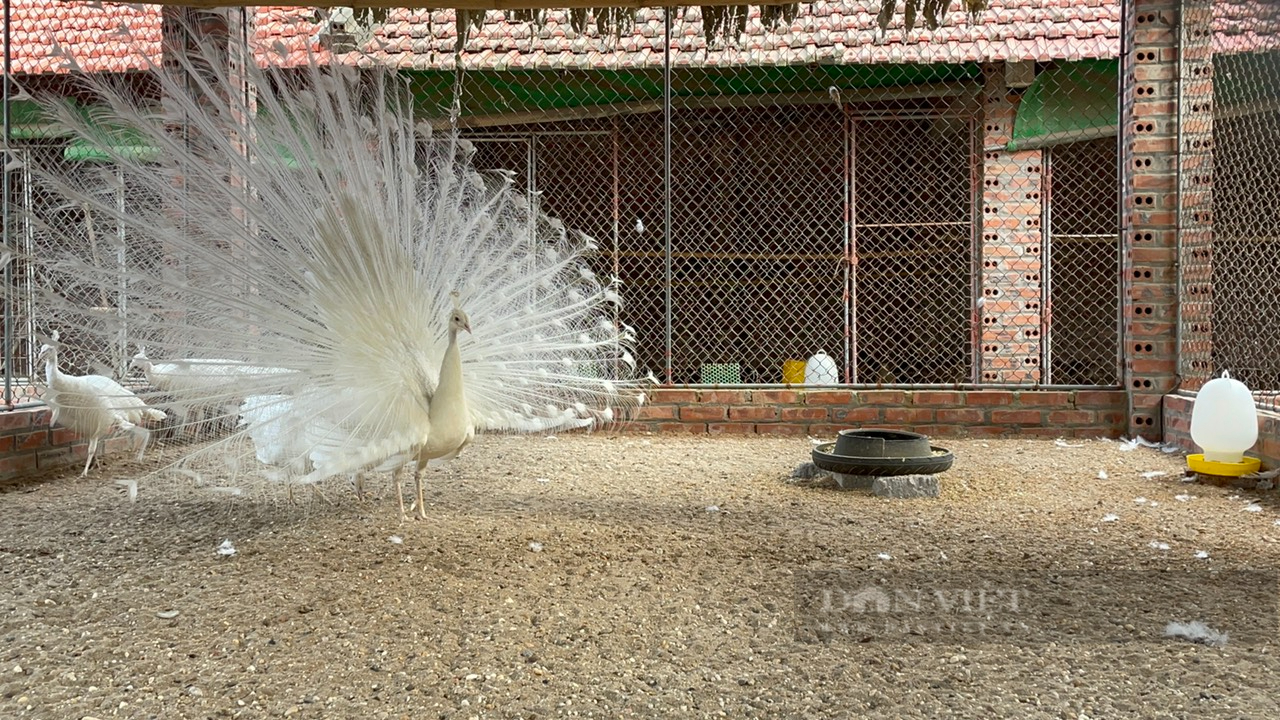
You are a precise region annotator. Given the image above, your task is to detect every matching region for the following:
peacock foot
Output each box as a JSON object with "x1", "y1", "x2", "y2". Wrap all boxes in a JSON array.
[
  {"x1": 310, "y1": 485, "x2": 333, "y2": 506},
  {"x1": 402, "y1": 498, "x2": 428, "y2": 521}
]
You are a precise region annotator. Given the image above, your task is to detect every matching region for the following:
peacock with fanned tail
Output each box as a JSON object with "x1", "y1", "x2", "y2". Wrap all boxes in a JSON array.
[{"x1": 20, "y1": 11, "x2": 646, "y2": 512}]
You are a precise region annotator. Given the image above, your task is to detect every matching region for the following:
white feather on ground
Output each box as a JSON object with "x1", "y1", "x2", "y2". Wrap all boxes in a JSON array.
[
  {"x1": 22, "y1": 14, "x2": 644, "y2": 499},
  {"x1": 1164, "y1": 621, "x2": 1229, "y2": 647}
]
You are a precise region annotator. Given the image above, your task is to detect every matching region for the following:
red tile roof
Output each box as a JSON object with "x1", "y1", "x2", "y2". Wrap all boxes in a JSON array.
[
  {"x1": 10, "y1": 0, "x2": 161, "y2": 75},
  {"x1": 254, "y1": 1, "x2": 1122, "y2": 70},
  {"x1": 1214, "y1": 0, "x2": 1280, "y2": 55},
  {"x1": 9, "y1": 1, "x2": 1278, "y2": 79},
  {"x1": 33, "y1": 0, "x2": 1280, "y2": 79}
]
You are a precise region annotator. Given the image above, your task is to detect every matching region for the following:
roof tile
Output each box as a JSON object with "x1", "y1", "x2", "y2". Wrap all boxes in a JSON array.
[
  {"x1": 11, "y1": 0, "x2": 161, "y2": 74},
  {"x1": 245, "y1": 1, "x2": 1125, "y2": 69},
  {"x1": 12, "y1": 0, "x2": 1276, "y2": 79}
]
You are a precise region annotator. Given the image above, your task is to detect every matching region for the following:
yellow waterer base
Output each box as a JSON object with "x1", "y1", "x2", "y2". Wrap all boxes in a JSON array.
[{"x1": 1186, "y1": 453, "x2": 1261, "y2": 477}]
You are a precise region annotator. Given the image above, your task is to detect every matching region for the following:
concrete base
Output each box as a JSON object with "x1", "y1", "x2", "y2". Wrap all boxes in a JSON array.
[
  {"x1": 871, "y1": 474, "x2": 940, "y2": 499},
  {"x1": 831, "y1": 473, "x2": 875, "y2": 490}
]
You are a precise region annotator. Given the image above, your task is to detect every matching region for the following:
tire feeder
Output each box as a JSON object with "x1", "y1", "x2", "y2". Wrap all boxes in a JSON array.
[{"x1": 811, "y1": 428, "x2": 955, "y2": 478}]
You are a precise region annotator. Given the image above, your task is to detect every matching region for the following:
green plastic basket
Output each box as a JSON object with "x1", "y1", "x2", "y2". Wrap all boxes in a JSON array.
[{"x1": 700, "y1": 363, "x2": 742, "y2": 384}]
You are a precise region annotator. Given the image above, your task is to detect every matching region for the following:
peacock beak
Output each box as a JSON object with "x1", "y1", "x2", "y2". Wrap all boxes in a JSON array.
[{"x1": 463, "y1": 322, "x2": 472, "y2": 334}]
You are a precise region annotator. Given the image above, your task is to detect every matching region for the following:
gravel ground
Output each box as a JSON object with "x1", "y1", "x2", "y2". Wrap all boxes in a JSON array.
[{"x1": 2, "y1": 433, "x2": 1279, "y2": 719}]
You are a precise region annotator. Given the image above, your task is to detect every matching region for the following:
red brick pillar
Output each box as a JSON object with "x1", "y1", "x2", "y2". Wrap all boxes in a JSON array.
[
  {"x1": 161, "y1": 8, "x2": 259, "y2": 327},
  {"x1": 162, "y1": 7, "x2": 232, "y2": 113},
  {"x1": 1122, "y1": 0, "x2": 1181, "y2": 436},
  {"x1": 980, "y1": 66, "x2": 1043, "y2": 384},
  {"x1": 161, "y1": 7, "x2": 233, "y2": 187},
  {"x1": 1174, "y1": 0, "x2": 1215, "y2": 391}
]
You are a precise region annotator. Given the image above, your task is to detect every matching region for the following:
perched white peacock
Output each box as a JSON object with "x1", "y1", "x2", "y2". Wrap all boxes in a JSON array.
[
  {"x1": 38, "y1": 332, "x2": 167, "y2": 476},
  {"x1": 20, "y1": 11, "x2": 644, "y2": 505}
]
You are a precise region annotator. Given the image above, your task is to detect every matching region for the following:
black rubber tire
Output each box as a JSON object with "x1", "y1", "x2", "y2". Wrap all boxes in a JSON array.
[{"x1": 811, "y1": 442, "x2": 955, "y2": 477}]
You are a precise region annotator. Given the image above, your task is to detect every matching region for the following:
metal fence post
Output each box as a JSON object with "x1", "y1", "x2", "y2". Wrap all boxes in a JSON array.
[
  {"x1": 3, "y1": 0, "x2": 13, "y2": 407},
  {"x1": 662, "y1": 6, "x2": 673, "y2": 386}
]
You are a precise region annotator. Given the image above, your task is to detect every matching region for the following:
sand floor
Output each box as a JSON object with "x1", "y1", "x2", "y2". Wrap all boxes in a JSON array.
[{"x1": 2, "y1": 433, "x2": 1279, "y2": 718}]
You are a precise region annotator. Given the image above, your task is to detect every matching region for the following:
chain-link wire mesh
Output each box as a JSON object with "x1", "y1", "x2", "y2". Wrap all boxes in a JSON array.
[
  {"x1": 6, "y1": 143, "x2": 162, "y2": 393},
  {"x1": 2, "y1": 1, "x2": 1129, "y2": 403},
  {"x1": 1178, "y1": 0, "x2": 1280, "y2": 412},
  {"x1": 1044, "y1": 137, "x2": 1121, "y2": 386},
  {"x1": 854, "y1": 111, "x2": 976, "y2": 385}
]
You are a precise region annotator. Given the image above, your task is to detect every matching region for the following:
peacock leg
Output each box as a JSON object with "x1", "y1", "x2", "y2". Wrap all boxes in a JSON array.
[
  {"x1": 81, "y1": 438, "x2": 98, "y2": 477},
  {"x1": 135, "y1": 426, "x2": 151, "y2": 460},
  {"x1": 119, "y1": 420, "x2": 148, "y2": 461},
  {"x1": 395, "y1": 465, "x2": 408, "y2": 521},
  {"x1": 310, "y1": 484, "x2": 332, "y2": 506},
  {"x1": 413, "y1": 463, "x2": 428, "y2": 520}
]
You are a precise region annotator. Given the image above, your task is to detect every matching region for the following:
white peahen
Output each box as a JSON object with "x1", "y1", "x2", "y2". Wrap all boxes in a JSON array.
[
  {"x1": 20, "y1": 11, "x2": 644, "y2": 507},
  {"x1": 131, "y1": 346, "x2": 291, "y2": 437},
  {"x1": 38, "y1": 332, "x2": 167, "y2": 476},
  {"x1": 237, "y1": 393, "x2": 338, "y2": 504}
]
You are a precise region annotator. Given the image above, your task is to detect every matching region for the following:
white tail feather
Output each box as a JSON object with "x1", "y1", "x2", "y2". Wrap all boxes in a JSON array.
[{"x1": 23, "y1": 13, "x2": 643, "y2": 484}]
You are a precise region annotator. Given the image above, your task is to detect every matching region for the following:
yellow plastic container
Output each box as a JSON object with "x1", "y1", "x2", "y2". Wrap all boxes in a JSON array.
[
  {"x1": 783, "y1": 359, "x2": 806, "y2": 385},
  {"x1": 1187, "y1": 453, "x2": 1261, "y2": 478}
]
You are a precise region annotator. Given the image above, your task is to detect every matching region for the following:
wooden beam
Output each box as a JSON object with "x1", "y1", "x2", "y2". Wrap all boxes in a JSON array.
[{"x1": 439, "y1": 82, "x2": 974, "y2": 130}]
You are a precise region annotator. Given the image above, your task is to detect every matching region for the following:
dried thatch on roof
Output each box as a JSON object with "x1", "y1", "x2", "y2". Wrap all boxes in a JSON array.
[{"x1": 344, "y1": 0, "x2": 989, "y2": 52}]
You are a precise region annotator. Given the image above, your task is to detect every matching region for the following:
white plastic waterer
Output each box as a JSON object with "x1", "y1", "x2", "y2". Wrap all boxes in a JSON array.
[
  {"x1": 1188, "y1": 370, "x2": 1260, "y2": 476},
  {"x1": 805, "y1": 350, "x2": 838, "y2": 386}
]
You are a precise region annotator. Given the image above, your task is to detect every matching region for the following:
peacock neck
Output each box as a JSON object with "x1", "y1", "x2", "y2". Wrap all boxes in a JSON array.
[
  {"x1": 44, "y1": 350, "x2": 61, "y2": 387},
  {"x1": 418, "y1": 326, "x2": 469, "y2": 459},
  {"x1": 432, "y1": 328, "x2": 466, "y2": 411}
]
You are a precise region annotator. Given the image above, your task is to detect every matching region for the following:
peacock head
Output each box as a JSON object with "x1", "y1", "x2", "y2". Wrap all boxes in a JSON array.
[
  {"x1": 449, "y1": 292, "x2": 472, "y2": 334},
  {"x1": 129, "y1": 345, "x2": 152, "y2": 372},
  {"x1": 36, "y1": 331, "x2": 60, "y2": 364}
]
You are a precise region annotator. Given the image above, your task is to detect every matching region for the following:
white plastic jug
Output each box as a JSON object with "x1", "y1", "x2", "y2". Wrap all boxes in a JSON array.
[
  {"x1": 805, "y1": 351, "x2": 838, "y2": 386},
  {"x1": 1190, "y1": 370, "x2": 1258, "y2": 463}
]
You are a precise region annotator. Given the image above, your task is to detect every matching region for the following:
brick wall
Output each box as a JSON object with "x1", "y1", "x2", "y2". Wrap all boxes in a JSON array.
[
  {"x1": 1163, "y1": 394, "x2": 1280, "y2": 472},
  {"x1": 631, "y1": 388, "x2": 1126, "y2": 438},
  {"x1": 0, "y1": 387, "x2": 1127, "y2": 480},
  {"x1": 0, "y1": 406, "x2": 133, "y2": 480}
]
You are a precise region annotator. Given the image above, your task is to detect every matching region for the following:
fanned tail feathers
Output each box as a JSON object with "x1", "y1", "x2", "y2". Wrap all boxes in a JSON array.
[{"x1": 23, "y1": 14, "x2": 643, "y2": 486}]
